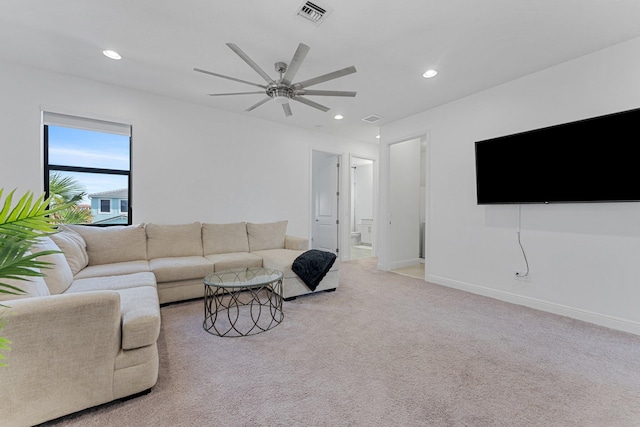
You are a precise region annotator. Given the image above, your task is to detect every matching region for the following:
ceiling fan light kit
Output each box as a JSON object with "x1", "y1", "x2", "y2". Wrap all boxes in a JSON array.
[{"x1": 195, "y1": 42, "x2": 357, "y2": 117}]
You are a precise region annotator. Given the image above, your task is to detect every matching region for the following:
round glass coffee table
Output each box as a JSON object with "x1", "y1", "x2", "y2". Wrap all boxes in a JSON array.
[{"x1": 203, "y1": 268, "x2": 284, "y2": 337}]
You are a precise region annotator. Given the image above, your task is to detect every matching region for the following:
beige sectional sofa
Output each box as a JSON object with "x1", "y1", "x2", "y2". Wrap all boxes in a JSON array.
[
  {"x1": 0, "y1": 238, "x2": 160, "y2": 427},
  {"x1": 0, "y1": 220, "x2": 338, "y2": 426},
  {"x1": 67, "y1": 220, "x2": 338, "y2": 303}
]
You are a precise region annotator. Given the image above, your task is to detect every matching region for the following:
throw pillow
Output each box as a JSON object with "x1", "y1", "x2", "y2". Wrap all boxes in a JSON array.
[
  {"x1": 50, "y1": 226, "x2": 89, "y2": 275},
  {"x1": 30, "y1": 236, "x2": 74, "y2": 295}
]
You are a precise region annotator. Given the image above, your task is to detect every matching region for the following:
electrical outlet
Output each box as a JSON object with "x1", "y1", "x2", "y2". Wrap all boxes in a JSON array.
[{"x1": 514, "y1": 271, "x2": 530, "y2": 282}]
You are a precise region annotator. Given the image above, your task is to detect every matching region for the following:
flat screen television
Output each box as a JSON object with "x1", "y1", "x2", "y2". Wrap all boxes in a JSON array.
[{"x1": 474, "y1": 107, "x2": 640, "y2": 205}]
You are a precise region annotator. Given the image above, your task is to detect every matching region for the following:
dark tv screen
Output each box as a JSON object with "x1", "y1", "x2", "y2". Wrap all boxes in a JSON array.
[{"x1": 475, "y1": 107, "x2": 640, "y2": 204}]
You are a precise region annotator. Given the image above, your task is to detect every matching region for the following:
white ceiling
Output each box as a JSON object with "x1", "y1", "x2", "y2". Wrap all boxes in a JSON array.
[{"x1": 3, "y1": 0, "x2": 640, "y2": 143}]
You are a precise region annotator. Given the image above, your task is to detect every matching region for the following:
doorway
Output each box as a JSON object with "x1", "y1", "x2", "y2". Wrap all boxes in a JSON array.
[
  {"x1": 349, "y1": 156, "x2": 375, "y2": 260},
  {"x1": 388, "y1": 136, "x2": 425, "y2": 279},
  {"x1": 311, "y1": 150, "x2": 341, "y2": 255}
]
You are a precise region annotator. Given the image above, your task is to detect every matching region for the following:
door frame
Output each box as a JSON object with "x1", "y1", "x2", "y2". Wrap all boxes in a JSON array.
[
  {"x1": 310, "y1": 149, "x2": 344, "y2": 257},
  {"x1": 378, "y1": 131, "x2": 430, "y2": 280}
]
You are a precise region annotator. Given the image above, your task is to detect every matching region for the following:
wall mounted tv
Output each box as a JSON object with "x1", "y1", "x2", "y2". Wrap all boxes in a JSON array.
[{"x1": 474, "y1": 107, "x2": 640, "y2": 205}]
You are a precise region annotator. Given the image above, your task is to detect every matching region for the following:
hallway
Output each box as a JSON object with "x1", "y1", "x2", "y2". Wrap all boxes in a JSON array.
[{"x1": 391, "y1": 263, "x2": 425, "y2": 279}]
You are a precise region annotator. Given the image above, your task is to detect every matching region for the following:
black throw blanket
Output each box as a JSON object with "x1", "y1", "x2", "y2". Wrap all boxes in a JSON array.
[{"x1": 292, "y1": 249, "x2": 337, "y2": 291}]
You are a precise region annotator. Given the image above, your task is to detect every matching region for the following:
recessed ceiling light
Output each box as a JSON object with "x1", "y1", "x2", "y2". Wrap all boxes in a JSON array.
[
  {"x1": 334, "y1": 114, "x2": 344, "y2": 120},
  {"x1": 422, "y1": 69, "x2": 438, "y2": 78},
  {"x1": 376, "y1": 135, "x2": 380, "y2": 139},
  {"x1": 103, "y1": 50, "x2": 122, "y2": 60}
]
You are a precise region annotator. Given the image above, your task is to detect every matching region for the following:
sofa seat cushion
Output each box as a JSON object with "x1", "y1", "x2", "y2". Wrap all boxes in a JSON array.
[
  {"x1": 116, "y1": 286, "x2": 161, "y2": 350},
  {"x1": 66, "y1": 272, "x2": 157, "y2": 293},
  {"x1": 202, "y1": 222, "x2": 249, "y2": 255},
  {"x1": 73, "y1": 260, "x2": 151, "y2": 280},
  {"x1": 205, "y1": 252, "x2": 263, "y2": 272},
  {"x1": 146, "y1": 222, "x2": 203, "y2": 258},
  {"x1": 251, "y1": 249, "x2": 312, "y2": 279},
  {"x1": 68, "y1": 224, "x2": 147, "y2": 266},
  {"x1": 149, "y1": 256, "x2": 213, "y2": 283}
]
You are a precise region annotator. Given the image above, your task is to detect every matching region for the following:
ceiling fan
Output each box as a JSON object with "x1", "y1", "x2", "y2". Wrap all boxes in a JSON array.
[{"x1": 194, "y1": 43, "x2": 357, "y2": 117}]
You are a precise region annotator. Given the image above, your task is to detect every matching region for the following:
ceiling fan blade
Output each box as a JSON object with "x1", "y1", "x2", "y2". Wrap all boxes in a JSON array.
[
  {"x1": 226, "y1": 43, "x2": 274, "y2": 84},
  {"x1": 291, "y1": 96, "x2": 330, "y2": 112},
  {"x1": 282, "y1": 102, "x2": 293, "y2": 117},
  {"x1": 282, "y1": 43, "x2": 310, "y2": 85},
  {"x1": 296, "y1": 89, "x2": 357, "y2": 97},
  {"x1": 246, "y1": 97, "x2": 272, "y2": 112},
  {"x1": 194, "y1": 68, "x2": 266, "y2": 89},
  {"x1": 294, "y1": 66, "x2": 357, "y2": 89},
  {"x1": 208, "y1": 91, "x2": 265, "y2": 96}
]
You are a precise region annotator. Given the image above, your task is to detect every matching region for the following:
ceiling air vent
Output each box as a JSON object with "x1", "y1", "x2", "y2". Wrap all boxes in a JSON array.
[
  {"x1": 295, "y1": 1, "x2": 331, "y2": 25},
  {"x1": 362, "y1": 114, "x2": 383, "y2": 124}
]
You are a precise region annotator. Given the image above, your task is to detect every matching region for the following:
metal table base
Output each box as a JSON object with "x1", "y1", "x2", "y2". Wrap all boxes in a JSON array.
[{"x1": 203, "y1": 268, "x2": 284, "y2": 337}]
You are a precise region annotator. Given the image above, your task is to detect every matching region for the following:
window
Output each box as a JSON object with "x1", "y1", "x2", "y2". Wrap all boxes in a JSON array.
[
  {"x1": 43, "y1": 112, "x2": 132, "y2": 225},
  {"x1": 99, "y1": 199, "x2": 111, "y2": 214}
]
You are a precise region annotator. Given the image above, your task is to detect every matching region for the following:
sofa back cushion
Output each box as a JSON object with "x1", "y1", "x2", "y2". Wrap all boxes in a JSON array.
[
  {"x1": 0, "y1": 261, "x2": 50, "y2": 302},
  {"x1": 68, "y1": 224, "x2": 147, "y2": 266},
  {"x1": 146, "y1": 222, "x2": 203, "y2": 259},
  {"x1": 30, "y1": 236, "x2": 73, "y2": 294},
  {"x1": 50, "y1": 226, "x2": 89, "y2": 275},
  {"x1": 202, "y1": 222, "x2": 249, "y2": 255},
  {"x1": 246, "y1": 220, "x2": 288, "y2": 252}
]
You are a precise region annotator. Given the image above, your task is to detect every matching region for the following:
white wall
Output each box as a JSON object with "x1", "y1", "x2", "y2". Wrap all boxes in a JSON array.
[
  {"x1": 379, "y1": 36, "x2": 640, "y2": 334},
  {"x1": 0, "y1": 61, "x2": 378, "y2": 241}
]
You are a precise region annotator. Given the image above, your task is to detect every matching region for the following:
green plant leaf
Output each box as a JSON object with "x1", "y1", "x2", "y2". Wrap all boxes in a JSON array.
[
  {"x1": 0, "y1": 190, "x2": 72, "y2": 241},
  {"x1": 0, "y1": 243, "x2": 58, "y2": 294},
  {"x1": 0, "y1": 314, "x2": 10, "y2": 367}
]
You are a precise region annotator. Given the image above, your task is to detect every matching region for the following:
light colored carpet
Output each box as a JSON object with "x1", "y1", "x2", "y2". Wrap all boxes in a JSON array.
[{"x1": 43, "y1": 257, "x2": 640, "y2": 426}]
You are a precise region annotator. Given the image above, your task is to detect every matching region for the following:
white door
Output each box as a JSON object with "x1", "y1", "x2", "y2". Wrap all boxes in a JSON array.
[{"x1": 312, "y1": 152, "x2": 339, "y2": 254}]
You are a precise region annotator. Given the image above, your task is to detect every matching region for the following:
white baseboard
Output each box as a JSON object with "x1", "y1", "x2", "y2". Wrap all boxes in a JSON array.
[{"x1": 429, "y1": 274, "x2": 640, "y2": 336}]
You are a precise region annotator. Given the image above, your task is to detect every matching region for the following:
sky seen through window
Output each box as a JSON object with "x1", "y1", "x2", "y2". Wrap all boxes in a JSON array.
[{"x1": 48, "y1": 125, "x2": 130, "y2": 204}]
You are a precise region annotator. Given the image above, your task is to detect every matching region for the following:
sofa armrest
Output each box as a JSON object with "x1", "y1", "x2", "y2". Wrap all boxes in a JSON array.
[
  {"x1": 0, "y1": 292, "x2": 121, "y2": 426},
  {"x1": 285, "y1": 235, "x2": 309, "y2": 251},
  {"x1": 118, "y1": 286, "x2": 161, "y2": 350}
]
